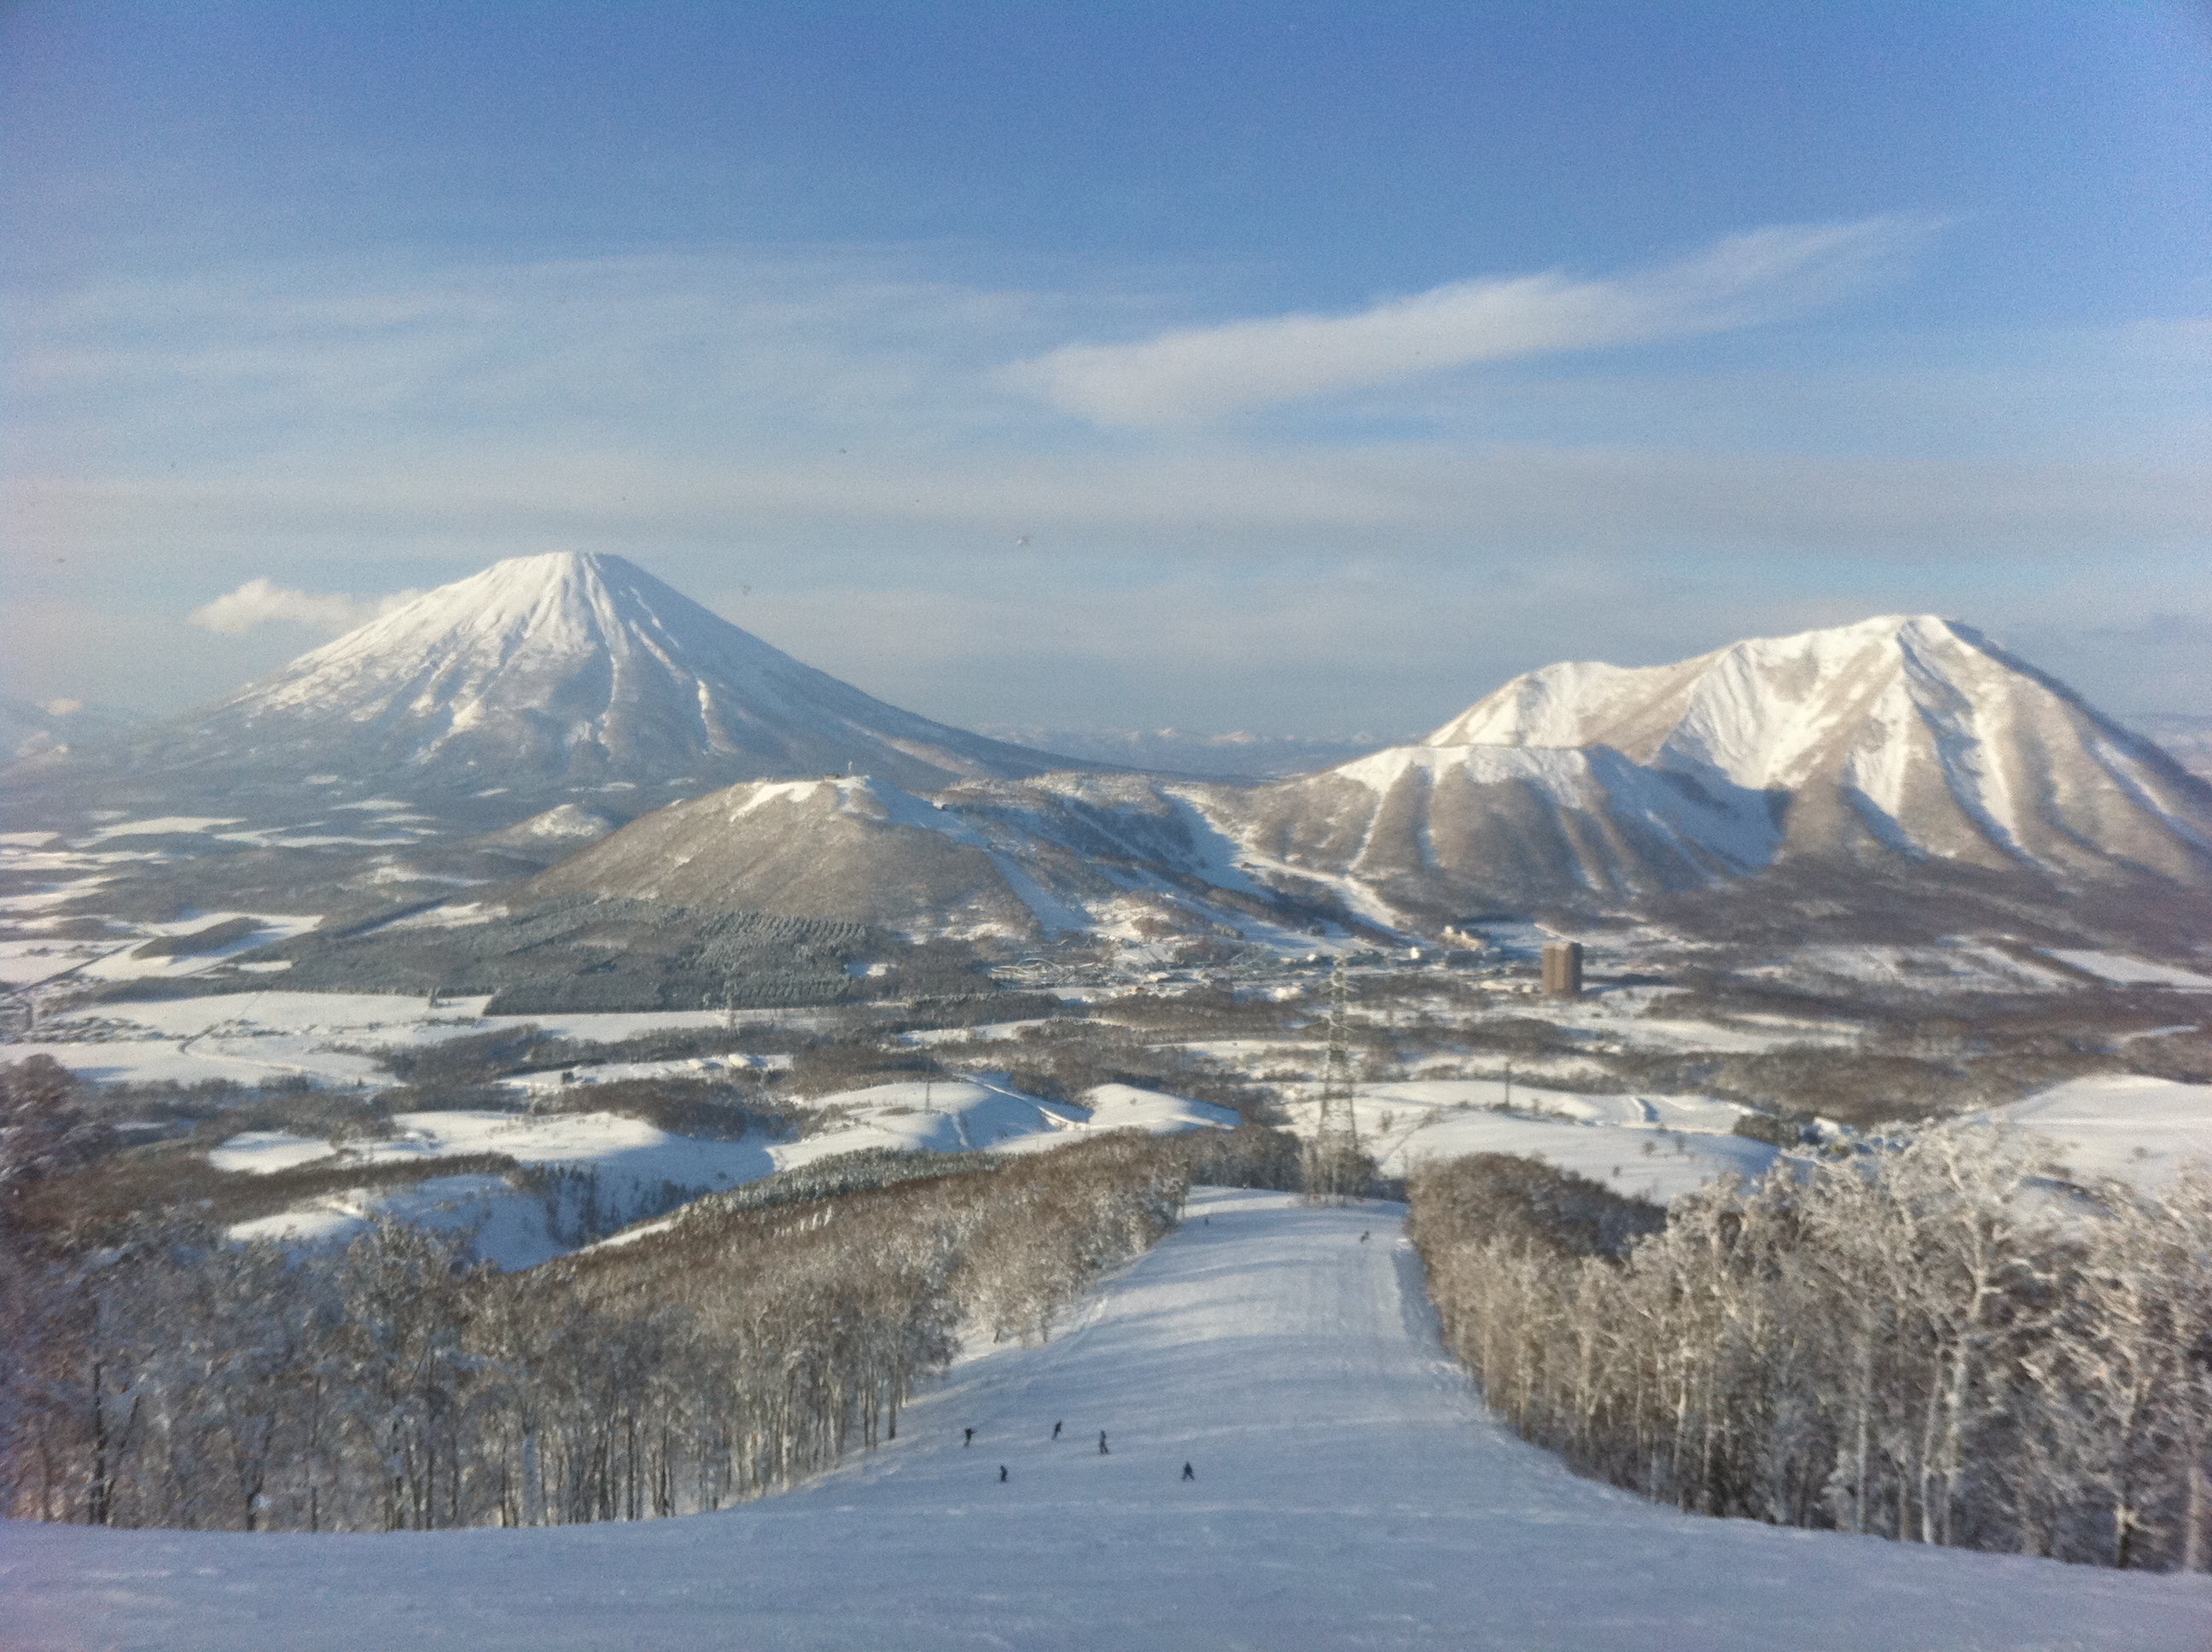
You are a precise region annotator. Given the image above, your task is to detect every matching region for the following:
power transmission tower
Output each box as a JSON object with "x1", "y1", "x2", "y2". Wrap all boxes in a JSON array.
[{"x1": 1305, "y1": 960, "x2": 1369, "y2": 1204}]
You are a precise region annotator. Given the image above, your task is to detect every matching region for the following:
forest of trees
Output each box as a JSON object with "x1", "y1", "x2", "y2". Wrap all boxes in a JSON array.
[
  {"x1": 1409, "y1": 1132, "x2": 2212, "y2": 1571},
  {"x1": 0, "y1": 1131, "x2": 1190, "y2": 1532}
]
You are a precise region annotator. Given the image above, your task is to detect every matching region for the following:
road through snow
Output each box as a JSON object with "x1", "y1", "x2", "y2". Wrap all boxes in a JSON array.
[{"x1": 4, "y1": 1190, "x2": 2206, "y2": 1650}]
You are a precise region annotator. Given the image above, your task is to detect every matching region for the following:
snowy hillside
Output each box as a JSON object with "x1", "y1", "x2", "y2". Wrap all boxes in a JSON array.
[
  {"x1": 12, "y1": 553, "x2": 1078, "y2": 809},
  {"x1": 1212, "y1": 615, "x2": 2212, "y2": 921},
  {"x1": 7, "y1": 1190, "x2": 2200, "y2": 1651},
  {"x1": 512, "y1": 618, "x2": 2212, "y2": 949},
  {"x1": 526, "y1": 769, "x2": 1360, "y2": 942},
  {"x1": 196, "y1": 1075, "x2": 1234, "y2": 1269},
  {"x1": 1428, "y1": 614, "x2": 2211, "y2": 878}
]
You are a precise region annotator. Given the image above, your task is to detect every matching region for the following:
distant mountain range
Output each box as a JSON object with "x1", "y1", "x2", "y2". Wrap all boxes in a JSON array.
[
  {"x1": 0, "y1": 696, "x2": 143, "y2": 764},
  {"x1": 8, "y1": 555, "x2": 2210, "y2": 950},
  {"x1": 529, "y1": 614, "x2": 2212, "y2": 948}
]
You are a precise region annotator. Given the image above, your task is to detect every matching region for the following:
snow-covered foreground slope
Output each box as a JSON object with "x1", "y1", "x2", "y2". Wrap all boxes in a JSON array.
[
  {"x1": 1993, "y1": 1073, "x2": 2212, "y2": 1190},
  {"x1": 7, "y1": 1190, "x2": 2201, "y2": 1651}
]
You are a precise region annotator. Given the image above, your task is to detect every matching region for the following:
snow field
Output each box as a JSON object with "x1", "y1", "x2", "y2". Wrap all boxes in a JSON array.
[
  {"x1": 1284, "y1": 1079, "x2": 1778, "y2": 1205},
  {"x1": 771, "y1": 1076, "x2": 1234, "y2": 1172},
  {"x1": 2042, "y1": 950, "x2": 2212, "y2": 990},
  {"x1": 10, "y1": 992, "x2": 767, "y2": 1091},
  {"x1": 212, "y1": 1109, "x2": 780, "y2": 1267},
  {"x1": 0, "y1": 910, "x2": 321, "y2": 988},
  {"x1": 1992, "y1": 1074, "x2": 2212, "y2": 1190},
  {"x1": 226, "y1": 1172, "x2": 566, "y2": 1270},
  {"x1": 6, "y1": 1190, "x2": 2201, "y2": 1651},
  {"x1": 212, "y1": 1108, "x2": 776, "y2": 1186},
  {"x1": 205, "y1": 1078, "x2": 1234, "y2": 1265},
  {"x1": 498, "y1": 1050, "x2": 789, "y2": 1094}
]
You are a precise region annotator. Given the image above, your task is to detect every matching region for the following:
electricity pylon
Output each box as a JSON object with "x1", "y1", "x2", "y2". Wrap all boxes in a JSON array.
[{"x1": 1305, "y1": 960, "x2": 1369, "y2": 1204}]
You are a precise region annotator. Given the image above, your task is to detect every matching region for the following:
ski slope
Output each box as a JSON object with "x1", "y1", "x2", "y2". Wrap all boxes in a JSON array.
[{"x1": 3, "y1": 1190, "x2": 2203, "y2": 1650}]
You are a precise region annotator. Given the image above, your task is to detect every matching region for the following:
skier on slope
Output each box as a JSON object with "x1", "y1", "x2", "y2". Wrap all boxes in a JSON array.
[
  {"x1": 1181, "y1": 1462, "x2": 1196, "y2": 1481},
  {"x1": 1051, "y1": 1421, "x2": 1062, "y2": 1440},
  {"x1": 998, "y1": 1465, "x2": 1009, "y2": 1483},
  {"x1": 1098, "y1": 1431, "x2": 1109, "y2": 1455},
  {"x1": 963, "y1": 1428, "x2": 974, "y2": 1446}
]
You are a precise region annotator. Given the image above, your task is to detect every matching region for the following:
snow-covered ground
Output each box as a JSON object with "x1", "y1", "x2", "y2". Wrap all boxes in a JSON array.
[
  {"x1": 1994, "y1": 1074, "x2": 2212, "y2": 1190},
  {"x1": 0, "y1": 911, "x2": 322, "y2": 988},
  {"x1": 2042, "y1": 950, "x2": 2212, "y2": 990},
  {"x1": 215, "y1": 1108, "x2": 776, "y2": 1186},
  {"x1": 228, "y1": 1171, "x2": 569, "y2": 1268},
  {"x1": 1755, "y1": 940, "x2": 2083, "y2": 993},
  {"x1": 5, "y1": 1190, "x2": 2200, "y2": 1651},
  {"x1": 498, "y1": 1050, "x2": 789, "y2": 1094},
  {"x1": 212, "y1": 1109, "x2": 780, "y2": 1267},
  {"x1": 207, "y1": 1080, "x2": 1235, "y2": 1264},
  {"x1": 1284, "y1": 1079, "x2": 1777, "y2": 1206},
  {"x1": 995, "y1": 1082, "x2": 1239, "y2": 1155},
  {"x1": 8, "y1": 992, "x2": 760, "y2": 1090},
  {"x1": 773, "y1": 1076, "x2": 1234, "y2": 1172}
]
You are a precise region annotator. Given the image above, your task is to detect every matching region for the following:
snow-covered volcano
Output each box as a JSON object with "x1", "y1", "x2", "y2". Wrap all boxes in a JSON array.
[
  {"x1": 32, "y1": 553, "x2": 1077, "y2": 806},
  {"x1": 1212, "y1": 616, "x2": 2212, "y2": 921}
]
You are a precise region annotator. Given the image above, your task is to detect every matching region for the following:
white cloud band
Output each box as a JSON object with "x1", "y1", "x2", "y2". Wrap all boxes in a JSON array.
[
  {"x1": 188, "y1": 577, "x2": 421, "y2": 637},
  {"x1": 1013, "y1": 218, "x2": 1927, "y2": 426}
]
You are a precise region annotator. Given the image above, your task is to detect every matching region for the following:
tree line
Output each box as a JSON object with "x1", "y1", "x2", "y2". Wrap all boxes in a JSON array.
[
  {"x1": 1408, "y1": 1131, "x2": 2211, "y2": 1570},
  {"x1": 0, "y1": 1132, "x2": 1191, "y2": 1533}
]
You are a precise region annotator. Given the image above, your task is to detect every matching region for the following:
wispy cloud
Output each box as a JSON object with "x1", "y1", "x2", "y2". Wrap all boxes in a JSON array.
[
  {"x1": 1011, "y1": 218, "x2": 1928, "y2": 426},
  {"x1": 188, "y1": 577, "x2": 420, "y2": 637}
]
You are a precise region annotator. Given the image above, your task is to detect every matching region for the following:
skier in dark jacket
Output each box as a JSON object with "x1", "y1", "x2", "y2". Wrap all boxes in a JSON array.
[
  {"x1": 1181, "y1": 1462, "x2": 1196, "y2": 1481},
  {"x1": 1051, "y1": 1421, "x2": 1062, "y2": 1440},
  {"x1": 1098, "y1": 1431, "x2": 1109, "y2": 1455},
  {"x1": 998, "y1": 1465, "x2": 1009, "y2": 1482},
  {"x1": 963, "y1": 1428, "x2": 974, "y2": 1446}
]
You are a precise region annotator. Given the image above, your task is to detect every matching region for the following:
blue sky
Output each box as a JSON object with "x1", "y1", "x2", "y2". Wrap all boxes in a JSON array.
[{"x1": 3, "y1": 2, "x2": 2208, "y2": 734}]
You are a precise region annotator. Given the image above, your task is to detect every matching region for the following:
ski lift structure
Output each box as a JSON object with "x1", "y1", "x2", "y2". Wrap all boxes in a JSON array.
[{"x1": 1304, "y1": 959, "x2": 1371, "y2": 1205}]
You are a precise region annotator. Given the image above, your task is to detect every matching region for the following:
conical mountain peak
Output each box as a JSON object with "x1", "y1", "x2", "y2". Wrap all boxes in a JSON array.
[{"x1": 58, "y1": 554, "x2": 1078, "y2": 809}]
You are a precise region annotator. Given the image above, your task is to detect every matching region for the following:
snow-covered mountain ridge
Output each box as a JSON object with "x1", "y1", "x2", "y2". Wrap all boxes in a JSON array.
[
  {"x1": 1199, "y1": 614, "x2": 2212, "y2": 925},
  {"x1": 10, "y1": 553, "x2": 1079, "y2": 813},
  {"x1": 508, "y1": 613, "x2": 2212, "y2": 948},
  {"x1": 9, "y1": 580, "x2": 2209, "y2": 950},
  {"x1": 527, "y1": 769, "x2": 1353, "y2": 943}
]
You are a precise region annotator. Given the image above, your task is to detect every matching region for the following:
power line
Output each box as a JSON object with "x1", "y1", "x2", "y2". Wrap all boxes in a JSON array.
[{"x1": 1305, "y1": 959, "x2": 1368, "y2": 1204}]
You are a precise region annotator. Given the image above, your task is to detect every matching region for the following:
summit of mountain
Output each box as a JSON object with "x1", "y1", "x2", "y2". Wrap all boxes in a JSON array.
[
  {"x1": 7, "y1": 553, "x2": 1085, "y2": 821},
  {"x1": 1211, "y1": 616, "x2": 2212, "y2": 934}
]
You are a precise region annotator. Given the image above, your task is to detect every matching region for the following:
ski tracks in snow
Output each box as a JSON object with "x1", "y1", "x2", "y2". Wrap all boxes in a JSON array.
[{"x1": 4, "y1": 1190, "x2": 2209, "y2": 1650}]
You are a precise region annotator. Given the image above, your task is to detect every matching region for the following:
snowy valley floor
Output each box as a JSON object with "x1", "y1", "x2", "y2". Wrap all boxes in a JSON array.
[{"x1": 4, "y1": 1190, "x2": 2207, "y2": 1652}]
